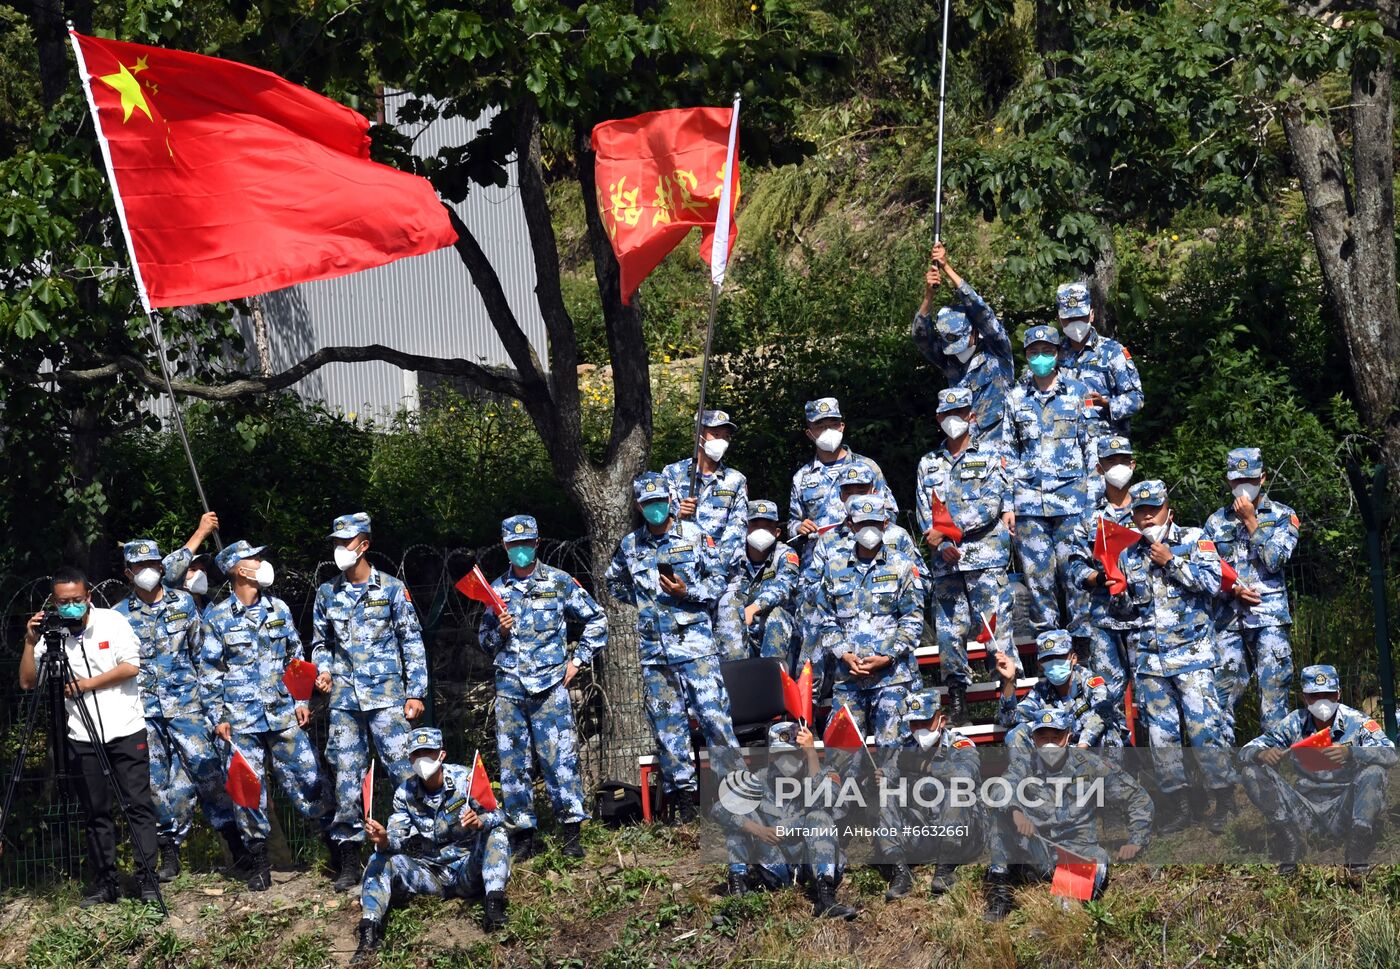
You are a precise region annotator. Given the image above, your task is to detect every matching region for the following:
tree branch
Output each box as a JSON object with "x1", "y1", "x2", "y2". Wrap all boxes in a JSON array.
[{"x1": 1, "y1": 344, "x2": 529, "y2": 402}]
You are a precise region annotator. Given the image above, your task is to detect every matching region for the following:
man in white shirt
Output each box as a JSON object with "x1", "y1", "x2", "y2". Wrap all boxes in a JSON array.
[{"x1": 18, "y1": 567, "x2": 161, "y2": 907}]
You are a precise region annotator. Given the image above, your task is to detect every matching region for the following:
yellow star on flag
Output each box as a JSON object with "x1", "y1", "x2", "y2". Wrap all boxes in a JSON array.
[{"x1": 98, "y1": 61, "x2": 152, "y2": 123}]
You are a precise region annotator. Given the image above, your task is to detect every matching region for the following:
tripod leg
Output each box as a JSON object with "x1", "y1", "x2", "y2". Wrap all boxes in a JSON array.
[{"x1": 0, "y1": 681, "x2": 51, "y2": 859}]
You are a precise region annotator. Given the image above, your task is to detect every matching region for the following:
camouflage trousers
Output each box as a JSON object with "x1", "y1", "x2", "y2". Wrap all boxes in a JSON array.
[
  {"x1": 642, "y1": 655, "x2": 739, "y2": 794},
  {"x1": 1215, "y1": 625, "x2": 1294, "y2": 746},
  {"x1": 1016, "y1": 514, "x2": 1088, "y2": 637},
  {"x1": 1084, "y1": 625, "x2": 1134, "y2": 729},
  {"x1": 929, "y1": 568, "x2": 1016, "y2": 687},
  {"x1": 716, "y1": 591, "x2": 796, "y2": 663},
  {"x1": 1135, "y1": 668, "x2": 1235, "y2": 793},
  {"x1": 1239, "y1": 763, "x2": 1388, "y2": 835},
  {"x1": 147, "y1": 714, "x2": 237, "y2": 843},
  {"x1": 495, "y1": 680, "x2": 588, "y2": 829},
  {"x1": 229, "y1": 725, "x2": 334, "y2": 842},
  {"x1": 832, "y1": 682, "x2": 911, "y2": 747},
  {"x1": 986, "y1": 813, "x2": 1109, "y2": 894},
  {"x1": 725, "y1": 819, "x2": 841, "y2": 882},
  {"x1": 327, "y1": 706, "x2": 415, "y2": 843},
  {"x1": 360, "y1": 830, "x2": 510, "y2": 924}
]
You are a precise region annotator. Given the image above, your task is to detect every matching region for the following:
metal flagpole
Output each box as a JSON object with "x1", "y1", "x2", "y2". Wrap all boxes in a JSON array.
[
  {"x1": 933, "y1": 0, "x2": 952, "y2": 244},
  {"x1": 69, "y1": 25, "x2": 221, "y2": 549},
  {"x1": 689, "y1": 93, "x2": 741, "y2": 499}
]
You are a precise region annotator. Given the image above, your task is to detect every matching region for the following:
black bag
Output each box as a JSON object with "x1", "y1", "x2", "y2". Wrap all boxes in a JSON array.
[{"x1": 595, "y1": 780, "x2": 644, "y2": 827}]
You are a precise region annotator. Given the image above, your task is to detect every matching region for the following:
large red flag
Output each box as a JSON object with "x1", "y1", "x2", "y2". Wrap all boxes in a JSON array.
[
  {"x1": 225, "y1": 748, "x2": 262, "y2": 810},
  {"x1": 591, "y1": 106, "x2": 740, "y2": 303},
  {"x1": 1093, "y1": 517, "x2": 1142, "y2": 595},
  {"x1": 470, "y1": 751, "x2": 499, "y2": 812},
  {"x1": 455, "y1": 565, "x2": 506, "y2": 616},
  {"x1": 69, "y1": 31, "x2": 456, "y2": 310}
]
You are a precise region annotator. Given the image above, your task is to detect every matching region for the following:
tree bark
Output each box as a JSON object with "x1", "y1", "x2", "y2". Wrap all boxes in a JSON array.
[{"x1": 1035, "y1": 0, "x2": 1075, "y2": 80}]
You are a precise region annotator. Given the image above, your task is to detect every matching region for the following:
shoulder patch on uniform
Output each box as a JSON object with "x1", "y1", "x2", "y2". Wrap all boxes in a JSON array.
[
  {"x1": 572, "y1": 576, "x2": 583, "y2": 587},
  {"x1": 1088, "y1": 675, "x2": 1105, "y2": 688},
  {"x1": 1290, "y1": 514, "x2": 1300, "y2": 529},
  {"x1": 953, "y1": 738, "x2": 974, "y2": 749},
  {"x1": 1197, "y1": 540, "x2": 1216, "y2": 552},
  {"x1": 1365, "y1": 719, "x2": 1382, "y2": 732},
  {"x1": 785, "y1": 552, "x2": 799, "y2": 566},
  {"x1": 704, "y1": 535, "x2": 716, "y2": 548},
  {"x1": 403, "y1": 588, "x2": 412, "y2": 603},
  {"x1": 1122, "y1": 347, "x2": 1132, "y2": 360}
]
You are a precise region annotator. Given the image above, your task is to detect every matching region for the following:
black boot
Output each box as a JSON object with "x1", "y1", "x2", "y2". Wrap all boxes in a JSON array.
[
  {"x1": 218, "y1": 824, "x2": 253, "y2": 880},
  {"x1": 509, "y1": 827, "x2": 537, "y2": 862},
  {"x1": 1156, "y1": 790, "x2": 1191, "y2": 835},
  {"x1": 1207, "y1": 787, "x2": 1236, "y2": 834},
  {"x1": 947, "y1": 684, "x2": 969, "y2": 726},
  {"x1": 812, "y1": 877, "x2": 857, "y2": 919},
  {"x1": 322, "y1": 832, "x2": 340, "y2": 882},
  {"x1": 1346, "y1": 824, "x2": 1375, "y2": 876},
  {"x1": 930, "y1": 863, "x2": 959, "y2": 896},
  {"x1": 245, "y1": 839, "x2": 271, "y2": 892},
  {"x1": 334, "y1": 840, "x2": 364, "y2": 892},
  {"x1": 482, "y1": 891, "x2": 508, "y2": 932},
  {"x1": 79, "y1": 877, "x2": 119, "y2": 909},
  {"x1": 726, "y1": 870, "x2": 750, "y2": 896},
  {"x1": 883, "y1": 863, "x2": 914, "y2": 901},
  {"x1": 670, "y1": 788, "x2": 699, "y2": 825},
  {"x1": 983, "y1": 870, "x2": 1013, "y2": 922},
  {"x1": 1271, "y1": 823, "x2": 1304, "y2": 876},
  {"x1": 560, "y1": 821, "x2": 584, "y2": 859},
  {"x1": 157, "y1": 838, "x2": 181, "y2": 883},
  {"x1": 351, "y1": 919, "x2": 383, "y2": 966}
]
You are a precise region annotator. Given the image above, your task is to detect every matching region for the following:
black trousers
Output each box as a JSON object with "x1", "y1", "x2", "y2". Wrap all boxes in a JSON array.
[{"x1": 66, "y1": 729, "x2": 160, "y2": 886}]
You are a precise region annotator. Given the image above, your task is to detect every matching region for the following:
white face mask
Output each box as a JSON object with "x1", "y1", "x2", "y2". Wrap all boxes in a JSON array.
[
  {"x1": 185, "y1": 571, "x2": 209, "y2": 596},
  {"x1": 333, "y1": 545, "x2": 362, "y2": 572},
  {"x1": 855, "y1": 525, "x2": 884, "y2": 550},
  {"x1": 914, "y1": 727, "x2": 942, "y2": 750},
  {"x1": 133, "y1": 567, "x2": 162, "y2": 592},
  {"x1": 1231, "y1": 482, "x2": 1260, "y2": 503},
  {"x1": 251, "y1": 561, "x2": 275, "y2": 589},
  {"x1": 953, "y1": 345, "x2": 976, "y2": 364},
  {"x1": 1142, "y1": 523, "x2": 1168, "y2": 544},
  {"x1": 1103, "y1": 464, "x2": 1134, "y2": 490},
  {"x1": 747, "y1": 529, "x2": 776, "y2": 553},
  {"x1": 1037, "y1": 743, "x2": 1068, "y2": 768},
  {"x1": 773, "y1": 755, "x2": 804, "y2": 777},
  {"x1": 1307, "y1": 699, "x2": 1338, "y2": 724},
  {"x1": 412, "y1": 753, "x2": 444, "y2": 781},
  {"x1": 813, "y1": 428, "x2": 844, "y2": 453},
  {"x1": 939, "y1": 415, "x2": 969, "y2": 440},
  {"x1": 1062, "y1": 319, "x2": 1091, "y2": 344},
  {"x1": 702, "y1": 438, "x2": 729, "y2": 463}
]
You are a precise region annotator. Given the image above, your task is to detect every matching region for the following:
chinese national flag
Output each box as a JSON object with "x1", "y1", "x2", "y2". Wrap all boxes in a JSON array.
[
  {"x1": 1289, "y1": 726, "x2": 1334, "y2": 772},
  {"x1": 975, "y1": 613, "x2": 997, "y2": 644},
  {"x1": 780, "y1": 661, "x2": 814, "y2": 725},
  {"x1": 455, "y1": 565, "x2": 506, "y2": 616},
  {"x1": 1093, "y1": 517, "x2": 1142, "y2": 595},
  {"x1": 282, "y1": 658, "x2": 318, "y2": 702},
  {"x1": 470, "y1": 751, "x2": 499, "y2": 812},
  {"x1": 929, "y1": 492, "x2": 963, "y2": 545},
  {"x1": 69, "y1": 31, "x2": 456, "y2": 310},
  {"x1": 591, "y1": 106, "x2": 739, "y2": 303},
  {"x1": 362, "y1": 762, "x2": 375, "y2": 820},
  {"x1": 1218, "y1": 557, "x2": 1239, "y2": 595},
  {"x1": 1050, "y1": 846, "x2": 1098, "y2": 901},
  {"x1": 225, "y1": 748, "x2": 262, "y2": 810},
  {"x1": 822, "y1": 704, "x2": 865, "y2": 751}
]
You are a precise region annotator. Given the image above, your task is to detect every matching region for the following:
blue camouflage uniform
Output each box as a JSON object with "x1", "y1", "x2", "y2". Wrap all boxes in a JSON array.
[
  {"x1": 716, "y1": 501, "x2": 802, "y2": 662},
  {"x1": 912, "y1": 280, "x2": 1016, "y2": 441},
  {"x1": 311, "y1": 513, "x2": 429, "y2": 845},
  {"x1": 1054, "y1": 282, "x2": 1144, "y2": 439},
  {"x1": 787, "y1": 398, "x2": 898, "y2": 558},
  {"x1": 662, "y1": 410, "x2": 749, "y2": 571},
  {"x1": 812, "y1": 495, "x2": 924, "y2": 746},
  {"x1": 201, "y1": 541, "x2": 333, "y2": 842},
  {"x1": 997, "y1": 631, "x2": 1118, "y2": 750},
  {"x1": 605, "y1": 474, "x2": 739, "y2": 796},
  {"x1": 1239, "y1": 666, "x2": 1396, "y2": 843},
  {"x1": 1001, "y1": 326, "x2": 1098, "y2": 638},
  {"x1": 113, "y1": 539, "x2": 237, "y2": 846},
  {"x1": 360, "y1": 729, "x2": 510, "y2": 925},
  {"x1": 1110, "y1": 482, "x2": 1232, "y2": 793},
  {"x1": 478, "y1": 515, "x2": 607, "y2": 830},
  {"x1": 1064, "y1": 436, "x2": 1141, "y2": 711},
  {"x1": 988, "y1": 707, "x2": 1153, "y2": 887},
  {"x1": 917, "y1": 387, "x2": 1016, "y2": 687},
  {"x1": 1205, "y1": 448, "x2": 1300, "y2": 745}
]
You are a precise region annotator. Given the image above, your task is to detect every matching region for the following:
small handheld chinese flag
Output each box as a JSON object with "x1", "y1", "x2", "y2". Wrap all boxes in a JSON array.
[
  {"x1": 283, "y1": 658, "x2": 318, "y2": 702},
  {"x1": 1050, "y1": 845, "x2": 1098, "y2": 901},
  {"x1": 822, "y1": 704, "x2": 864, "y2": 751},
  {"x1": 1094, "y1": 517, "x2": 1142, "y2": 595},
  {"x1": 591, "y1": 104, "x2": 740, "y2": 303},
  {"x1": 1289, "y1": 727, "x2": 1335, "y2": 772},
  {"x1": 929, "y1": 491, "x2": 963, "y2": 545},
  {"x1": 455, "y1": 565, "x2": 506, "y2": 616},
  {"x1": 975, "y1": 613, "x2": 997, "y2": 645},
  {"x1": 470, "y1": 750, "x2": 499, "y2": 812},
  {"x1": 225, "y1": 748, "x2": 262, "y2": 810},
  {"x1": 780, "y1": 661, "x2": 814, "y2": 725},
  {"x1": 1219, "y1": 557, "x2": 1240, "y2": 596},
  {"x1": 362, "y1": 762, "x2": 375, "y2": 820}
]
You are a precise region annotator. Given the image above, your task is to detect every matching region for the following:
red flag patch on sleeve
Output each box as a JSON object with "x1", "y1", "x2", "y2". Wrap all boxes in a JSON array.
[
  {"x1": 99, "y1": 641, "x2": 110, "y2": 650},
  {"x1": 1365, "y1": 719, "x2": 1382, "y2": 732},
  {"x1": 1088, "y1": 675, "x2": 1105, "y2": 688},
  {"x1": 785, "y1": 552, "x2": 800, "y2": 566},
  {"x1": 1198, "y1": 540, "x2": 1216, "y2": 552},
  {"x1": 1122, "y1": 347, "x2": 1132, "y2": 359},
  {"x1": 1290, "y1": 514, "x2": 1301, "y2": 529},
  {"x1": 953, "y1": 738, "x2": 975, "y2": 749}
]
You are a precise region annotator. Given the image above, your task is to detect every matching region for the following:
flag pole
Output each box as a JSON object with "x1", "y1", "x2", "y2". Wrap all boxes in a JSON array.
[
  {"x1": 933, "y1": 0, "x2": 951, "y2": 244},
  {"x1": 69, "y1": 25, "x2": 221, "y2": 550},
  {"x1": 689, "y1": 93, "x2": 741, "y2": 499}
]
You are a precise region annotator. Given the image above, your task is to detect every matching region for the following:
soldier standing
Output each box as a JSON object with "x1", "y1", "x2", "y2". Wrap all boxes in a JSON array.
[
  {"x1": 715, "y1": 500, "x2": 802, "y2": 662},
  {"x1": 1053, "y1": 281, "x2": 1143, "y2": 439},
  {"x1": 662, "y1": 410, "x2": 749, "y2": 570}
]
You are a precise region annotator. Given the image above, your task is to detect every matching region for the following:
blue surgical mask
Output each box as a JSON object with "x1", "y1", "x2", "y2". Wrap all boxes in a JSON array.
[
  {"x1": 57, "y1": 602, "x2": 88, "y2": 621},
  {"x1": 1028, "y1": 353, "x2": 1058, "y2": 378},
  {"x1": 641, "y1": 502, "x2": 670, "y2": 526},
  {"x1": 507, "y1": 545, "x2": 536, "y2": 569},
  {"x1": 1042, "y1": 660, "x2": 1071, "y2": 685}
]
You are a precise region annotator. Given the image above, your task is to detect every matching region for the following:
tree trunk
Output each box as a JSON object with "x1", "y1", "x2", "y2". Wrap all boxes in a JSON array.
[{"x1": 1035, "y1": 0, "x2": 1075, "y2": 79}]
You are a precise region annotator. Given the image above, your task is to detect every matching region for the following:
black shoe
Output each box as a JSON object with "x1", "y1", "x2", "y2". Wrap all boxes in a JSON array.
[
  {"x1": 670, "y1": 789, "x2": 699, "y2": 826},
  {"x1": 1346, "y1": 824, "x2": 1375, "y2": 876},
  {"x1": 930, "y1": 863, "x2": 958, "y2": 896},
  {"x1": 947, "y1": 685, "x2": 969, "y2": 727},
  {"x1": 351, "y1": 919, "x2": 383, "y2": 966},
  {"x1": 333, "y1": 840, "x2": 364, "y2": 892},
  {"x1": 726, "y1": 870, "x2": 750, "y2": 896},
  {"x1": 1271, "y1": 823, "x2": 1303, "y2": 876},
  {"x1": 560, "y1": 822, "x2": 584, "y2": 859},
  {"x1": 983, "y1": 871, "x2": 1013, "y2": 922},
  {"x1": 482, "y1": 891, "x2": 508, "y2": 932},
  {"x1": 883, "y1": 864, "x2": 914, "y2": 901},
  {"x1": 1156, "y1": 790, "x2": 1191, "y2": 835},
  {"x1": 245, "y1": 839, "x2": 271, "y2": 892},
  {"x1": 79, "y1": 879, "x2": 119, "y2": 909},
  {"x1": 1207, "y1": 787, "x2": 1236, "y2": 834},
  {"x1": 812, "y1": 877, "x2": 857, "y2": 920},
  {"x1": 157, "y1": 839, "x2": 181, "y2": 883},
  {"x1": 509, "y1": 827, "x2": 537, "y2": 862},
  {"x1": 218, "y1": 824, "x2": 253, "y2": 880},
  {"x1": 139, "y1": 878, "x2": 164, "y2": 908}
]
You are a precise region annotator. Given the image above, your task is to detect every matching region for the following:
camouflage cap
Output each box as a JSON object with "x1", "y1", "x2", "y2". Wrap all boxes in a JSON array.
[
  {"x1": 845, "y1": 494, "x2": 887, "y2": 524},
  {"x1": 767, "y1": 721, "x2": 799, "y2": 751},
  {"x1": 1032, "y1": 707, "x2": 1075, "y2": 733},
  {"x1": 1023, "y1": 324, "x2": 1062, "y2": 349},
  {"x1": 329, "y1": 512, "x2": 372, "y2": 540},
  {"x1": 746, "y1": 499, "x2": 781, "y2": 523},
  {"x1": 122, "y1": 539, "x2": 163, "y2": 565},
  {"x1": 408, "y1": 726, "x2": 444, "y2": 753},
  {"x1": 1300, "y1": 665, "x2": 1340, "y2": 694},
  {"x1": 700, "y1": 409, "x2": 737, "y2": 430},
  {"x1": 936, "y1": 306, "x2": 973, "y2": 355},
  {"x1": 214, "y1": 540, "x2": 267, "y2": 575},
  {"x1": 901, "y1": 688, "x2": 943, "y2": 724},
  {"x1": 936, "y1": 387, "x2": 974, "y2": 414},
  {"x1": 501, "y1": 515, "x2": 539, "y2": 542},
  {"x1": 804, "y1": 397, "x2": 843, "y2": 423},
  {"x1": 1035, "y1": 629, "x2": 1074, "y2": 662},
  {"x1": 633, "y1": 472, "x2": 669, "y2": 503},
  {"x1": 1226, "y1": 447, "x2": 1264, "y2": 481},
  {"x1": 1098, "y1": 435, "x2": 1133, "y2": 459},
  {"x1": 1129, "y1": 479, "x2": 1168, "y2": 510},
  {"x1": 837, "y1": 464, "x2": 876, "y2": 488},
  {"x1": 1056, "y1": 281, "x2": 1092, "y2": 320}
]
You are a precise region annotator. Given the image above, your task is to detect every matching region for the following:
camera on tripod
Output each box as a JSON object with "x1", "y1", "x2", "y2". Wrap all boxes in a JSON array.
[{"x1": 37, "y1": 607, "x2": 71, "y2": 644}]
